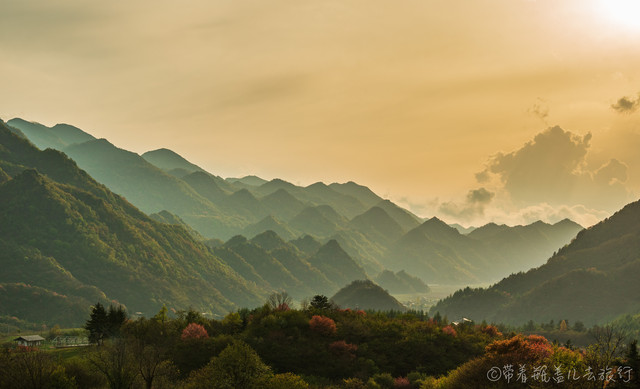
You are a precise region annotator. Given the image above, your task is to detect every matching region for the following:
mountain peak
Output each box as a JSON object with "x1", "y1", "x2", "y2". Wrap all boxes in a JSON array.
[
  {"x1": 331, "y1": 280, "x2": 406, "y2": 312},
  {"x1": 141, "y1": 148, "x2": 205, "y2": 174},
  {"x1": 250, "y1": 230, "x2": 287, "y2": 251},
  {"x1": 554, "y1": 218, "x2": 582, "y2": 229}
]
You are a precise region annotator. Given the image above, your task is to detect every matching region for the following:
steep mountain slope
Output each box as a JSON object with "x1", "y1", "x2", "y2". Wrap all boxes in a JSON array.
[
  {"x1": 290, "y1": 206, "x2": 345, "y2": 238},
  {"x1": 149, "y1": 210, "x2": 205, "y2": 240},
  {"x1": 308, "y1": 240, "x2": 368, "y2": 288},
  {"x1": 431, "y1": 199, "x2": 640, "y2": 325},
  {"x1": 181, "y1": 171, "x2": 229, "y2": 202},
  {"x1": 62, "y1": 139, "x2": 246, "y2": 238},
  {"x1": 221, "y1": 236, "x2": 304, "y2": 295},
  {"x1": 0, "y1": 120, "x2": 263, "y2": 325},
  {"x1": 260, "y1": 188, "x2": 307, "y2": 221},
  {"x1": 375, "y1": 199, "x2": 422, "y2": 231},
  {"x1": 328, "y1": 181, "x2": 383, "y2": 209},
  {"x1": 331, "y1": 280, "x2": 407, "y2": 312},
  {"x1": 250, "y1": 231, "x2": 336, "y2": 295},
  {"x1": 349, "y1": 206, "x2": 406, "y2": 245}
]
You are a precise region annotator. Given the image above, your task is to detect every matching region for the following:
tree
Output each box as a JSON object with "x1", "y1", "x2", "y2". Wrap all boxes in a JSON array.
[
  {"x1": 310, "y1": 295, "x2": 333, "y2": 310},
  {"x1": 85, "y1": 303, "x2": 127, "y2": 345},
  {"x1": 107, "y1": 305, "x2": 127, "y2": 338},
  {"x1": 309, "y1": 315, "x2": 337, "y2": 336},
  {"x1": 85, "y1": 303, "x2": 109, "y2": 345},
  {"x1": 181, "y1": 323, "x2": 209, "y2": 340}
]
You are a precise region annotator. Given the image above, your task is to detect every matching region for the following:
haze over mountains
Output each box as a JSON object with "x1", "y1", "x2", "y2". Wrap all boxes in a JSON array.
[
  {"x1": 6, "y1": 118, "x2": 584, "y2": 284},
  {"x1": 431, "y1": 198, "x2": 640, "y2": 326},
  {"x1": 1, "y1": 117, "x2": 606, "y2": 327}
]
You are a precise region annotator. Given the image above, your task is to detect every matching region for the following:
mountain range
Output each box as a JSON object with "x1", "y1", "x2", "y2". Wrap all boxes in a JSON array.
[
  {"x1": 3, "y1": 117, "x2": 609, "y2": 328},
  {"x1": 430, "y1": 198, "x2": 640, "y2": 326}
]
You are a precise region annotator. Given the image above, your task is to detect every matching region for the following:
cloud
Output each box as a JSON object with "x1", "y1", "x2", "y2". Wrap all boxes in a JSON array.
[
  {"x1": 438, "y1": 187, "x2": 495, "y2": 221},
  {"x1": 611, "y1": 93, "x2": 640, "y2": 114},
  {"x1": 477, "y1": 126, "x2": 629, "y2": 211},
  {"x1": 467, "y1": 187, "x2": 494, "y2": 204},
  {"x1": 528, "y1": 98, "x2": 549, "y2": 123}
]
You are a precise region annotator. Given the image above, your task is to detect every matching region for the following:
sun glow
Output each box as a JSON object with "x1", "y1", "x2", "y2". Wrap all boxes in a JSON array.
[{"x1": 597, "y1": 0, "x2": 640, "y2": 31}]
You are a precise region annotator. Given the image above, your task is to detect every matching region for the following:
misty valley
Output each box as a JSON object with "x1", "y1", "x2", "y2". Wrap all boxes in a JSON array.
[{"x1": 1, "y1": 118, "x2": 640, "y2": 388}]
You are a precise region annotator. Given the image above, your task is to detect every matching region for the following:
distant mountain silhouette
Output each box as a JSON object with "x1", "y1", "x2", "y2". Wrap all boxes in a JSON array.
[
  {"x1": 142, "y1": 148, "x2": 207, "y2": 174},
  {"x1": 328, "y1": 181, "x2": 383, "y2": 209},
  {"x1": 450, "y1": 223, "x2": 476, "y2": 234},
  {"x1": 226, "y1": 175, "x2": 268, "y2": 187},
  {"x1": 8, "y1": 118, "x2": 95, "y2": 149}
]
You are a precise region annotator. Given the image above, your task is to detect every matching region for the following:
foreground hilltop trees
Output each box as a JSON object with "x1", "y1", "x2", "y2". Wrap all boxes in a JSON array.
[{"x1": 1, "y1": 299, "x2": 638, "y2": 388}]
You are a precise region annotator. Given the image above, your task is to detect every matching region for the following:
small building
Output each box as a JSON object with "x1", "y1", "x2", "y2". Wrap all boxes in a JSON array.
[{"x1": 14, "y1": 335, "x2": 45, "y2": 347}]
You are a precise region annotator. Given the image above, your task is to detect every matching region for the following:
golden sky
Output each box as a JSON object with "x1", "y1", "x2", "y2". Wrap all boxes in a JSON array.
[{"x1": 1, "y1": 0, "x2": 640, "y2": 227}]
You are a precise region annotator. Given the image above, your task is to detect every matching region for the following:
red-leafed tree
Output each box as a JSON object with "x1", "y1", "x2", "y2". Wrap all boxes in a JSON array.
[
  {"x1": 181, "y1": 323, "x2": 209, "y2": 340},
  {"x1": 309, "y1": 315, "x2": 337, "y2": 336},
  {"x1": 442, "y1": 325, "x2": 457, "y2": 337}
]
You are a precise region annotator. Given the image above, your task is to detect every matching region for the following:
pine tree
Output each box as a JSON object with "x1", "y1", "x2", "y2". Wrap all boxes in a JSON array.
[{"x1": 85, "y1": 303, "x2": 108, "y2": 345}]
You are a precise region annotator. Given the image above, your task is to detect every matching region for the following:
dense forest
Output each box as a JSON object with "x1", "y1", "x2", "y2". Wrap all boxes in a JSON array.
[{"x1": 1, "y1": 298, "x2": 639, "y2": 389}]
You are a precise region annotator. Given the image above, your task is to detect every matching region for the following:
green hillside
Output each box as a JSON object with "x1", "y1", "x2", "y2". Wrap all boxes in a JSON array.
[{"x1": 0, "y1": 120, "x2": 264, "y2": 326}]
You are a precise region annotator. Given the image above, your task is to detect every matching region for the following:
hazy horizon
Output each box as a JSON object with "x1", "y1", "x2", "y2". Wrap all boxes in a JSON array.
[{"x1": 2, "y1": 0, "x2": 639, "y2": 227}]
